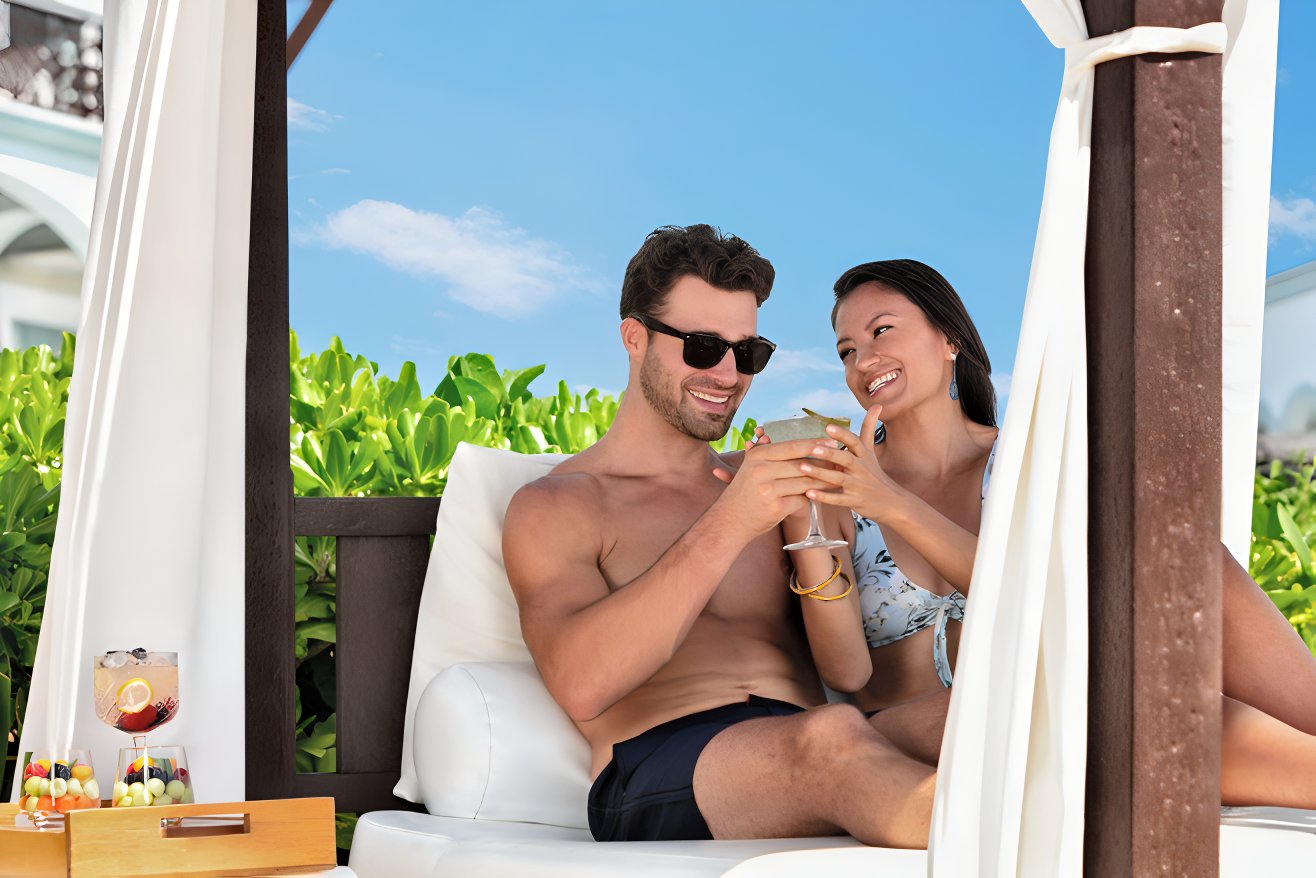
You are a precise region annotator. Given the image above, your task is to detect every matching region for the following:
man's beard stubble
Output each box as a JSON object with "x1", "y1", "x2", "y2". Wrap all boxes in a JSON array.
[{"x1": 639, "y1": 351, "x2": 739, "y2": 442}]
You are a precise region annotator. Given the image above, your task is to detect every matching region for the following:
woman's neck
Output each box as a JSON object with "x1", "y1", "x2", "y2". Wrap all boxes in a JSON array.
[{"x1": 879, "y1": 398, "x2": 993, "y2": 482}]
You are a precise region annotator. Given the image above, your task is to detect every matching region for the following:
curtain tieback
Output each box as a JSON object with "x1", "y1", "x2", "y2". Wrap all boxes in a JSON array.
[{"x1": 1063, "y1": 21, "x2": 1227, "y2": 84}]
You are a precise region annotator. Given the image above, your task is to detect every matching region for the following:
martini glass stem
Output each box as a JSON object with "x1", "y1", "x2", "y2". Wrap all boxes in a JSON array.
[{"x1": 805, "y1": 501, "x2": 826, "y2": 540}]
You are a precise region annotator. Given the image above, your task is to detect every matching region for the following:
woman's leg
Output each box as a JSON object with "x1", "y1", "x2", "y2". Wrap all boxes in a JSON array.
[
  {"x1": 1221, "y1": 543, "x2": 1316, "y2": 735},
  {"x1": 1222, "y1": 695, "x2": 1316, "y2": 807}
]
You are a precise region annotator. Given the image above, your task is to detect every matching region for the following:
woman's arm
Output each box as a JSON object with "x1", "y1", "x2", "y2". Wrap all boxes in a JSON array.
[
  {"x1": 781, "y1": 505, "x2": 871, "y2": 692},
  {"x1": 802, "y1": 406, "x2": 980, "y2": 594}
]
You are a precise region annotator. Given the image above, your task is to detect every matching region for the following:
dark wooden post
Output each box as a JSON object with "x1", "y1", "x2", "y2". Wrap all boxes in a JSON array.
[
  {"x1": 1083, "y1": 1, "x2": 1224, "y2": 875},
  {"x1": 245, "y1": 0, "x2": 295, "y2": 801}
]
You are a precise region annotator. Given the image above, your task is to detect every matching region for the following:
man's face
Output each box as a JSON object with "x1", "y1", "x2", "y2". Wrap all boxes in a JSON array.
[{"x1": 637, "y1": 275, "x2": 760, "y2": 442}]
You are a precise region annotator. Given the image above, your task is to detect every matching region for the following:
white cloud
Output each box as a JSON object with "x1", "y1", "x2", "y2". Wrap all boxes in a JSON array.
[
  {"x1": 769, "y1": 348, "x2": 843, "y2": 374},
  {"x1": 1270, "y1": 195, "x2": 1316, "y2": 244},
  {"x1": 316, "y1": 200, "x2": 604, "y2": 316},
  {"x1": 287, "y1": 97, "x2": 337, "y2": 132},
  {"x1": 320, "y1": 167, "x2": 350, "y2": 175}
]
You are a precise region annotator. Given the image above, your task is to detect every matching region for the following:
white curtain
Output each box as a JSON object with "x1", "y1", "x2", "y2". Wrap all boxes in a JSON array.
[
  {"x1": 929, "y1": 6, "x2": 1233, "y2": 877},
  {"x1": 12, "y1": 0, "x2": 255, "y2": 803},
  {"x1": 1220, "y1": 0, "x2": 1280, "y2": 561}
]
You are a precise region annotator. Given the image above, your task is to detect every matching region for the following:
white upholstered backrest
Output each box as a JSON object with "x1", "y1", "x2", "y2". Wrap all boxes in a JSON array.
[{"x1": 394, "y1": 443, "x2": 591, "y2": 827}]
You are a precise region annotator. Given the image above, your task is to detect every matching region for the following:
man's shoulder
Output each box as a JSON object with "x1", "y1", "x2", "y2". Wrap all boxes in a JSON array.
[{"x1": 506, "y1": 457, "x2": 607, "y2": 524}]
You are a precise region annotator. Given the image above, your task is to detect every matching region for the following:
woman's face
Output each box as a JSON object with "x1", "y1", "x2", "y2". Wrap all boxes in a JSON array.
[{"x1": 833, "y1": 282, "x2": 956, "y2": 416}]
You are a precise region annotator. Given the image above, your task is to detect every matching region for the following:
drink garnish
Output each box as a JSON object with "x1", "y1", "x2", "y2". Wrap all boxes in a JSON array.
[{"x1": 801, "y1": 407, "x2": 851, "y2": 428}]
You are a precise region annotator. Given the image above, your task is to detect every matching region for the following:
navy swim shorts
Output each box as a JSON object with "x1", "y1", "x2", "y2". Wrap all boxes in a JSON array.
[{"x1": 587, "y1": 695, "x2": 806, "y2": 842}]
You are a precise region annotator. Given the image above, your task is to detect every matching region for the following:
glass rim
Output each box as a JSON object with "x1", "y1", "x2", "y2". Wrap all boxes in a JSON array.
[{"x1": 92, "y1": 650, "x2": 178, "y2": 665}]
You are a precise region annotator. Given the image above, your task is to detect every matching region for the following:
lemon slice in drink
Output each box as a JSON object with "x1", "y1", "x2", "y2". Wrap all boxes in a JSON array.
[{"x1": 116, "y1": 677, "x2": 153, "y2": 714}]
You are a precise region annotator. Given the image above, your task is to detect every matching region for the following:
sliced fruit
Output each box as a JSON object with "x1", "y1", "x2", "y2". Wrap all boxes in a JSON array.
[
  {"x1": 71, "y1": 764, "x2": 93, "y2": 782},
  {"x1": 83, "y1": 779, "x2": 100, "y2": 802},
  {"x1": 116, "y1": 677, "x2": 153, "y2": 714},
  {"x1": 117, "y1": 704, "x2": 158, "y2": 732}
]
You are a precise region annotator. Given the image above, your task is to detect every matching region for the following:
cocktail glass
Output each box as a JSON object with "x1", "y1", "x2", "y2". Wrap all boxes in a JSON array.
[
  {"x1": 18, "y1": 749, "x2": 101, "y2": 826},
  {"x1": 92, "y1": 650, "x2": 187, "y2": 808},
  {"x1": 92, "y1": 650, "x2": 179, "y2": 742},
  {"x1": 112, "y1": 744, "x2": 194, "y2": 808},
  {"x1": 760, "y1": 411, "x2": 852, "y2": 551}
]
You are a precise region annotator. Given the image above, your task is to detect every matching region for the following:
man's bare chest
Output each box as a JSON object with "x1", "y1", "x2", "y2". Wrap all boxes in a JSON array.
[{"x1": 594, "y1": 484, "x2": 791, "y2": 615}]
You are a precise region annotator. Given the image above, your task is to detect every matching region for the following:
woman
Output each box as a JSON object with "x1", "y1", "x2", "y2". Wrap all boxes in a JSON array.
[{"x1": 783, "y1": 258, "x2": 1316, "y2": 807}]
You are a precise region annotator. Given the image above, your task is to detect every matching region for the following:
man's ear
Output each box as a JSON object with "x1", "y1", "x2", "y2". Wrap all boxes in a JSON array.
[{"x1": 620, "y1": 316, "x2": 647, "y2": 359}]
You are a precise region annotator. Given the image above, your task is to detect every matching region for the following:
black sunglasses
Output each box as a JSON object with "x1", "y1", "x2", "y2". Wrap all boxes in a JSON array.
[{"x1": 632, "y1": 314, "x2": 776, "y2": 375}]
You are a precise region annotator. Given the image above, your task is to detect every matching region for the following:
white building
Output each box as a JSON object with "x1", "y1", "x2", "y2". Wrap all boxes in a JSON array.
[
  {"x1": 0, "y1": 0, "x2": 101, "y2": 351},
  {"x1": 1259, "y1": 259, "x2": 1316, "y2": 459}
]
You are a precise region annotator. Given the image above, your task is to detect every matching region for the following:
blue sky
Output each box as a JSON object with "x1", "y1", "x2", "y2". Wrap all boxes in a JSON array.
[{"x1": 286, "y1": 1, "x2": 1314, "y2": 425}]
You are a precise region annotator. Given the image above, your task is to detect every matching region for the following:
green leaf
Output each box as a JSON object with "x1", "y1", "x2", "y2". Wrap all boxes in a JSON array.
[
  {"x1": 455, "y1": 354, "x2": 504, "y2": 402},
  {"x1": 1277, "y1": 503, "x2": 1313, "y2": 571},
  {"x1": 453, "y1": 376, "x2": 499, "y2": 421},
  {"x1": 296, "y1": 620, "x2": 336, "y2": 643},
  {"x1": 505, "y1": 364, "x2": 546, "y2": 401},
  {"x1": 0, "y1": 591, "x2": 19, "y2": 615},
  {"x1": 0, "y1": 655, "x2": 12, "y2": 754}
]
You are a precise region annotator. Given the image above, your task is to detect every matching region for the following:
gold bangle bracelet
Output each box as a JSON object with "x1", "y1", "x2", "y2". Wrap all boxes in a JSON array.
[
  {"x1": 804, "y1": 572, "x2": 853, "y2": 602},
  {"x1": 789, "y1": 556, "x2": 842, "y2": 595}
]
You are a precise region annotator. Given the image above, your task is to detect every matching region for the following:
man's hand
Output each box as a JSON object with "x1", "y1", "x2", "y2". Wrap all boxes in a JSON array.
[{"x1": 710, "y1": 437, "x2": 832, "y2": 540}]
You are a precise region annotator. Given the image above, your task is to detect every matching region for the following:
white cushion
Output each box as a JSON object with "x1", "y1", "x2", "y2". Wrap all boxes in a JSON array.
[
  {"x1": 395, "y1": 443, "x2": 569, "y2": 804},
  {"x1": 347, "y1": 810, "x2": 866, "y2": 878},
  {"x1": 414, "y1": 661, "x2": 590, "y2": 828}
]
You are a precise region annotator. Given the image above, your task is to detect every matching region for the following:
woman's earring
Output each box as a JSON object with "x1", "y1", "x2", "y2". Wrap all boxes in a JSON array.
[{"x1": 949, "y1": 355, "x2": 960, "y2": 401}]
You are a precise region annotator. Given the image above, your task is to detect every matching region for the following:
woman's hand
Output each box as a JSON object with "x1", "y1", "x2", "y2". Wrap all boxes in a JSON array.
[{"x1": 800, "y1": 405, "x2": 910, "y2": 524}]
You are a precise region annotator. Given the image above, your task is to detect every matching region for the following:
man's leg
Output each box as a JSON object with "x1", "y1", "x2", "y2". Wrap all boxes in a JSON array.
[
  {"x1": 867, "y1": 689, "x2": 951, "y2": 766},
  {"x1": 692, "y1": 703, "x2": 936, "y2": 848},
  {"x1": 1221, "y1": 543, "x2": 1316, "y2": 735}
]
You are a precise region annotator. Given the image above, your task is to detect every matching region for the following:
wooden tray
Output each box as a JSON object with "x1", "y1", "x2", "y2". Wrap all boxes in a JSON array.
[{"x1": 0, "y1": 797, "x2": 337, "y2": 877}]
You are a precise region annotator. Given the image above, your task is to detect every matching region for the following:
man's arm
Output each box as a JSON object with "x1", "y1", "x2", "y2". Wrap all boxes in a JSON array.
[{"x1": 503, "y1": 440, "x2": 826, "y2": 722}]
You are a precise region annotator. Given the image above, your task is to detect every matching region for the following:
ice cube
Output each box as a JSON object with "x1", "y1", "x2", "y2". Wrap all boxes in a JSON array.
[{"x1": 101, "y1": 651, "x2": 131, "y2": 669}]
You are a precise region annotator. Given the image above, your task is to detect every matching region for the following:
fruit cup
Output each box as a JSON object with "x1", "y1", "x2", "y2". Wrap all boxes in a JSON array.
[
  {"x1": 19, "y1": 749, "x2": 102, "y2": 825},
  {"x1": 112, "y1": 744, "x2": 194, "y2": 808}
]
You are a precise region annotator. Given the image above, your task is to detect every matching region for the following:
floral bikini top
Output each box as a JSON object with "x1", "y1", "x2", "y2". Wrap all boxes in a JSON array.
[{"x1": 849, "y1": 440, "x2": 997, "y2": 688}]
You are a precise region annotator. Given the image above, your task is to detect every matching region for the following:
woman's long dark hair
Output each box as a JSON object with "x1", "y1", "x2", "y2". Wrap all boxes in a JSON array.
[{"x1": 832, "y1": 259, "x2": 997, "y2": 428}]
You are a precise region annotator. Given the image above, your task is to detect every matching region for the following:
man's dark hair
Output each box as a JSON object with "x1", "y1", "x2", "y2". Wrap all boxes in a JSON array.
[
  {"x1": 620, "y1": 224, "x2": 775, "y2": 319},
  {"x1": 832, "y1": 259, "x2": 997, "y2": 429}
]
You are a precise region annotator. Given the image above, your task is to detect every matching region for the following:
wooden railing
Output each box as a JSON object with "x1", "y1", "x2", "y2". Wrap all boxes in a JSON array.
[{"x1": 250, "y1": 494, "x2": 441, "y2": 813}]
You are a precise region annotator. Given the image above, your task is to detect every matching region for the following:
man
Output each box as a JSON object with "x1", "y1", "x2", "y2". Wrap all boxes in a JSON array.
[{"x1": 503, "y1": 224, "x2": 946, "y2": 847}]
